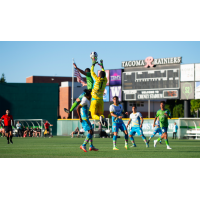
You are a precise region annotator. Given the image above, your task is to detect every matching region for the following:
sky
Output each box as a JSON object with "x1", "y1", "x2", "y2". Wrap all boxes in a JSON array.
[{"x1": 1, "y1": 41, "x2": 200, "y2": 83}]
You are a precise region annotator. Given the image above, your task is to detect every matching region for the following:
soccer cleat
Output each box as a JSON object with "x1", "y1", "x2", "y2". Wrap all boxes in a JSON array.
[
  {"x1": 89, "y1": 146, "x2": 99, "y2": 151},
  {"x1": 7, "y1": 141, "x2": 10, "y2": 144},
  {"x1": 64, "y1": 108, "x2": 70, "y2": 113},
  {"x1": 167, "y1": 146, "x2": 172, "y2": 149},
  {"x1": 10, "y1": 141, "x2": 13, "y2": 144},
  {"x1": 80, "y1": 145, "x2": 87, "y2": 152},
  {"x1": 146, "y1": 143, "x2": 149, "y2": 148},
  {"x1": 113, "y1": 147, "x2": 119, "y2": 150},
  {"x1": 102, "y1": 117, "x2": 108, "y2": 128},
  {"x1": 130, "y1": 144, "x2": 137, "y2": 147},
  {"x1": 154, "y1": 140, "x2": 157, "y2": 148},
  {"x1": 125, "y1": 145, "x2": 129, "y2": 150}
]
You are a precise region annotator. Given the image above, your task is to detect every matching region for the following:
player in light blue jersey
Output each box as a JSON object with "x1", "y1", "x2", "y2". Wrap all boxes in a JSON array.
[
  {"x1": 77, "y1": 89, "x2": 98, "y2": 152},
  {"x1": 147, "y1": 117, "x2": 162, "y2": 144},
  {"x1": 126, "y1": 105, "x2": 149, "y2": 148},
  {"x1": 109, "y1": 96, "x2": 129, "y2": 150}
]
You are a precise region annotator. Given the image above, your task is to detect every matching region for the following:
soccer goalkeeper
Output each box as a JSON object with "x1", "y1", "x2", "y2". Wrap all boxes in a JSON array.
[{"x1": 90, "y1": 56, "x2": 108, "y2": 126}]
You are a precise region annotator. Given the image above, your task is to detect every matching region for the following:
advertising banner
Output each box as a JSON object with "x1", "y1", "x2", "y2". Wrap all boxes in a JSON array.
[
  {"x1": 180, "y1": 82, "x2": 194, "y2": 100},
  {"x1": 180, "y1": 64, "x2": 194, "y2": 82},
  {"x1": 98, "y1": 70, "x2": 110, "y2": 85},
  {"x1": 195, "y1": 82, "x2": 200, "y2": 99},
  {"x1": 103, "y1": 86, "x2": 109, "y2": 102},
  {"x1": 109, "y1": 69, "x2": 122, "y2": 86},
  {"x1": 110, "y1": 86, "x2": 122, "y2": 101}
]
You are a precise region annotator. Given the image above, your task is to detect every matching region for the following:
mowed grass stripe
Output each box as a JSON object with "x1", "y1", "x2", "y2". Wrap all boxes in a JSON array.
[{"x1": 0, "y1": 136, "x2": 200, "y2": 158}]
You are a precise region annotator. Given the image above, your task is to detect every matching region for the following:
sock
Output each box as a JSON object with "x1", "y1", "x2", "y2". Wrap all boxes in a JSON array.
[
  {"x1": 83, "y1": 133, "x2": 92, "y2": 146},
  {"x1": 141, "y1": 135, "x2": 147, "y2": 144},
  {"x1": 7, "y1": 137, "x2": 9, "y2": 142},
  {"x1": 70, "y1": 101, "x2": 80, "y2": 112},
  {"x1": 10, "y1": 135, "x2": 13, "y2": 142},
  {"x1": 157, "y1": 137, "x2": 162, "y2": 142},
  {"x1": 113, "y1": 135, "x2": 117, "y2": 148},
  {"x1": 89, "y1": 136, "x2": 94, "y2": 148},
  {"x1": 124, "y1": 134, "x2": 128, "y2": 146},
  {"x1": 129, "y1": 136, "x2": 135, "y2": 145},
  {"x1": 149, "y1": 134, "x2": 155, "y2": 141},
  {"x1": 165, "y1": 139, "x2": 169, "y2": 146}
]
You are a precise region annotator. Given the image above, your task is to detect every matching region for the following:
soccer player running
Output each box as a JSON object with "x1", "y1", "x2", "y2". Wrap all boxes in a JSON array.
[
  {"x1": 90, "y1": 55, "x2": 108, "y2": 126},
  {"x1": 0, "y1": 109, "x2": 14, "y2": 144},
  {"x1": 147, "y1": 117, "x2": 162, "y2": 144},
  {"x1": 64, "y1": 62, "x2": 94, "y2": 118},
  {"x1": 77, "y1": 89, "x2": 98, "y2": 152},
  {"x1": 110, "y1": 96, "x2": 129, "y2": 150},
  {"x1": 126, "y1": 105, "x2": 149, "y2": 148},
  {"x1": 153, "y1": 101, "x2": 172, "y2": 149}
]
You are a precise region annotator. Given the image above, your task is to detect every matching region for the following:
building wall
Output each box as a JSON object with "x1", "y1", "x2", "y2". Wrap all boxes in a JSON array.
[
  {"x1": 0, "y1": 83, "x2": 59, "y2": 135},
  {"x1": 59, "y1": 87, "x2": 71, "y2": 119},
  {"x1": 26, "y1": 76, "x2": 86, "y2": 86}
]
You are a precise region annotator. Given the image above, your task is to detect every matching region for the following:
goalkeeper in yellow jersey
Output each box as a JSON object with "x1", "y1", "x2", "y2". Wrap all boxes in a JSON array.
[{"x1": 89, "y1": 52, "x2": 107, "y2": 126}]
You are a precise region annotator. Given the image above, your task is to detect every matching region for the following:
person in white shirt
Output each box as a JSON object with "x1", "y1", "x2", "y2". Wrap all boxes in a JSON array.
[
  {"x1": 126, "y1": 105, "x2": 149, "y2": 148},
  {"x1": 16, "y1": 121, "x2": 23, "y2": 137},
  {"x1": 172, "y1": 122, "x2": 178, "y2": 139}
]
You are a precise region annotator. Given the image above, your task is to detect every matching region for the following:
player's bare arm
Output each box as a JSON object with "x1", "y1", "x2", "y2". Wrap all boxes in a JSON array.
[
  {"x1": 153, "y1": 117, "x2": 157, "y2": 127},
  {"x1": 77, "y1": 105, "x2": 83, "y2": 123},
  {"x1": 126, "y1": 119, "x2": 132, "y2": 128},
  {"x1": 140, "y1": 117, "x2": 143, "y2": 128},
  {"x1": 73, "y1": 63, "x2": 87, "y2": 76}
]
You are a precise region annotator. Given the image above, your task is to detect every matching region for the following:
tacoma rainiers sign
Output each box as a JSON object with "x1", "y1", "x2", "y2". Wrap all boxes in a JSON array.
[{"x1": 122, "y1": 56, "x2": 182, "y2": 68}]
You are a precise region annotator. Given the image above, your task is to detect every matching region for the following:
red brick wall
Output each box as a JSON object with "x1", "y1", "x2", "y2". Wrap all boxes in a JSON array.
[
  {"x1": 59, "y1": 87, "x2": 71, "y2": 119},
  {"x1": 26, "y1": 76, "x2": 33, "y2": 83}
]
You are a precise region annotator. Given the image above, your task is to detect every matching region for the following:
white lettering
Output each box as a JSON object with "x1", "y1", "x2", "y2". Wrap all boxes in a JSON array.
[
  {"x1": 111, "y1": 86, "x2": 121, "y2": 97},
  {"x1": 122, "y1": 62, "x2": 125, "y2": 67}
]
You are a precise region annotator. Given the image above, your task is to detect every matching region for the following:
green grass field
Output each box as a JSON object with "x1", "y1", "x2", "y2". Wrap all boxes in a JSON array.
[{"x1": 0, "y1": 136, "x2": 200, "y2": 158}]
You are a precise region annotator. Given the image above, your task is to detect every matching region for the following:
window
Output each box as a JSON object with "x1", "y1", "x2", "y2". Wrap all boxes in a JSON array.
[{"x1": 129, "y1": 101, "x2": 144, "y2": 107}]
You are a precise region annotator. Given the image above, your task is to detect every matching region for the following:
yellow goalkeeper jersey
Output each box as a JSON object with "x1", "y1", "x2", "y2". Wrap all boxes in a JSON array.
[{"x1": 91, "y1": 65, "x2": 107, "y2": 100}]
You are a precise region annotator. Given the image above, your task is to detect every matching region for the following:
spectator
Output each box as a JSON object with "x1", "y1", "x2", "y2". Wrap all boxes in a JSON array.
[
  {"x1": 36, "y1": 127, "x2": 41, "y2": 137},
  {"x1": 172, "y1": 122, "x2": 178, "y2": 139},
  {"x1": 0, "y1": 126, "x2": 5, "y2": 137},
  {"x1": 98, "y1": 122, "x2": 108, "y2": 138},
  {"x1": 78, "y1": 127, "x2": 84, "y2": 138},
  {"x1": 32, "y1": 128, "x2": 37, "y2": 137},
  {"x1": 23, "y1": 127, "x2": 30, "y2": 137},
  {"x1": 44, "y1": 121, "x2": 53, "y2": 138},
  {"x1": 70, "y1": 127, "x2": 79, "y2": 138},
  {"x1": 16, "y1": 121, "x2": 23, "y2": 137}
]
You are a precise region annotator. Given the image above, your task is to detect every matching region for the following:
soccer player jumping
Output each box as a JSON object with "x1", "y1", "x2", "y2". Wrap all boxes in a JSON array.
[
  {"x1": 64, "y1": 62, "x2": 94, "y2": 118},
  {"x1": 153, "y1": 101, "x2": 172, "y2": 149},
  {"x1": 0, "y1": 110, "x2": 14, "y2": 144},
  {"x1": 77, "y1": 89, "x2": 98, "y2": 152},
  {"x1": 110, "y1": 96, "x2": 129, "y2": 150},
  {"x1": 90, "y1": 54, "x2": 108, "y2": 126},
  {"x1": 126, "y1": 105, "x2": 149, "y2": 148}
]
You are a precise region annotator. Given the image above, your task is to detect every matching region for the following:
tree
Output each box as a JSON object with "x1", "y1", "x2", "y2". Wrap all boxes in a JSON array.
[
  {"x1": 190, "y1": 99, "x2": 200, "y2": 116},
  {"x1": 0, "y1": 73, "x2": 6, "y2": 83},
  {"x1": 173, "y1": 104, "x2": 184, "y2": 118}
]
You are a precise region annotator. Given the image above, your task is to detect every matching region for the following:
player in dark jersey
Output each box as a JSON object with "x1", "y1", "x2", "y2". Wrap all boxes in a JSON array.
[{"x1": 0, "y1": 110, "x2": 14, "y2": 144}]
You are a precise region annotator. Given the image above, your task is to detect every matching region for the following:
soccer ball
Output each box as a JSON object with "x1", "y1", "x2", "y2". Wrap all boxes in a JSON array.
[{"x1": 90, "y1": 52, "x2": 98, "y2": 59}]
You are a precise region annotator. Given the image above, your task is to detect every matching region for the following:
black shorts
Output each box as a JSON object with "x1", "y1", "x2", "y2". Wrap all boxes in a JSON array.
[
  {"x1": 4, "y1": 126, "x2": 12, "y2": 133},
  {"x1": 45, "y1": 128, "x2": 50, "y2": 132}
]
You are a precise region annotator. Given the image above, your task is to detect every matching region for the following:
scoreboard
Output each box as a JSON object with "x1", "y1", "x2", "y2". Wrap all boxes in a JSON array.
[{"x1": 122, "y1": 65, "x2": 180, "y2": 100}]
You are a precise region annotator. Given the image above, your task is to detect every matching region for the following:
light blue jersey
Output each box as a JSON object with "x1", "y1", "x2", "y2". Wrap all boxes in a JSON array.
[
  {"x1": 80, "y1": 97, "x2": 90, "y2": 120},
  {"x1": 109, "y1": 104, "x2": 124, "y2": 123},
  {"x1": 130, "y1": 112, "x2": 143, "y2": 128},
  {"x1": 80, "y1": 97, "x2": 92, "y2": 131}
]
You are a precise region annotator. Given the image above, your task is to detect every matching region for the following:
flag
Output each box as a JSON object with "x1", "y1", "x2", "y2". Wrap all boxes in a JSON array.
[{"x1": 74, "y1": 68, "x2": 87, "y2": 87}]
